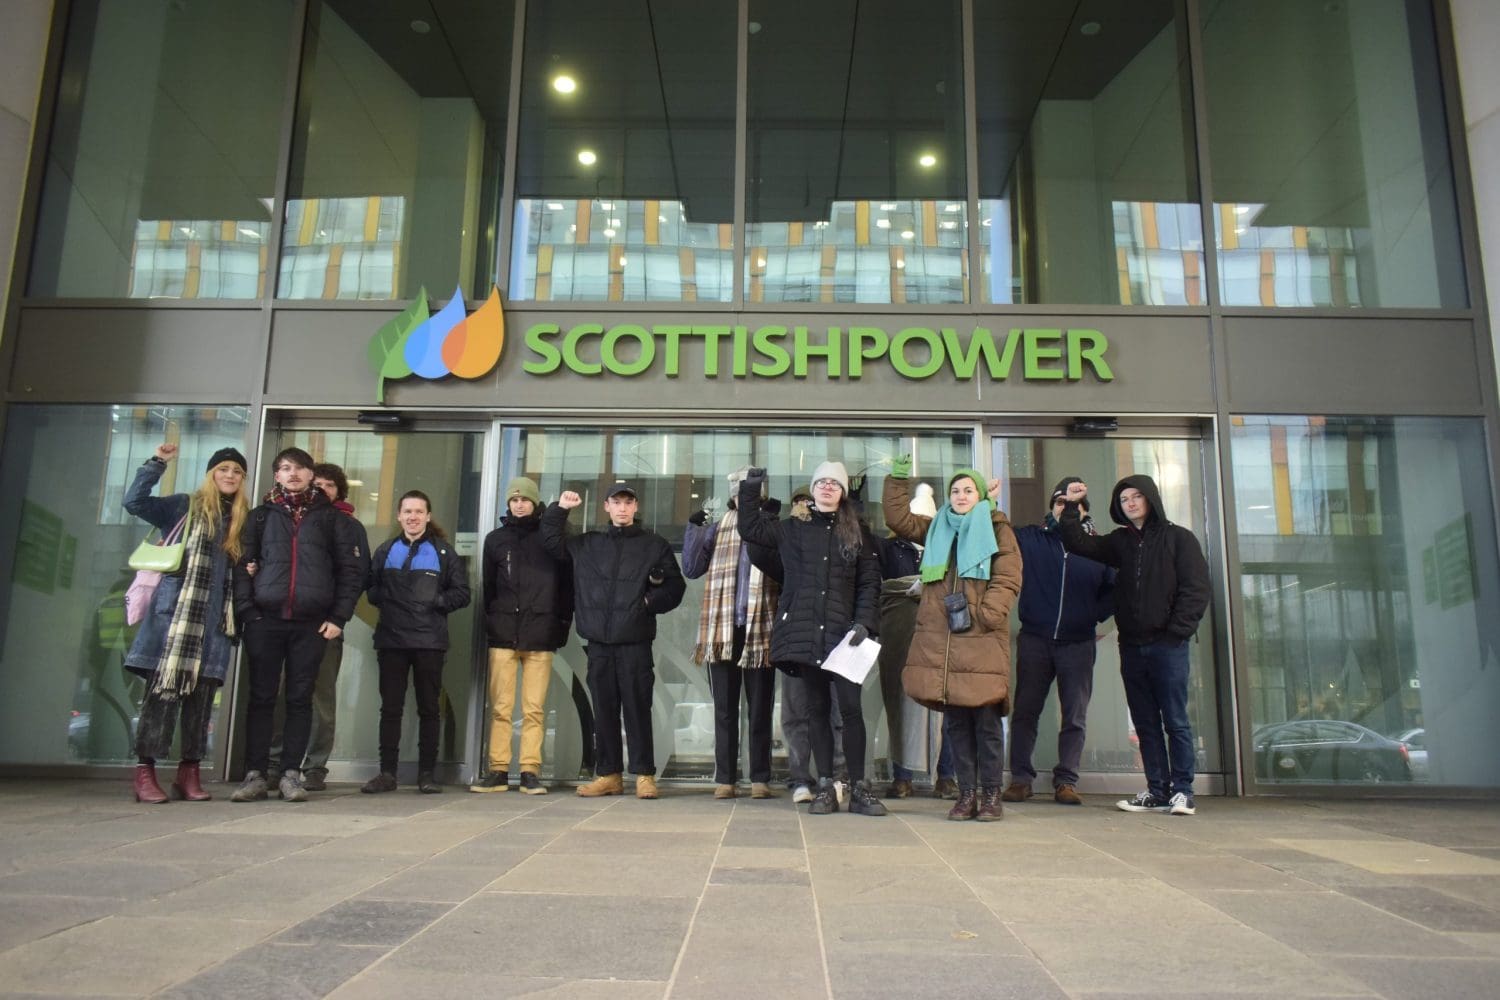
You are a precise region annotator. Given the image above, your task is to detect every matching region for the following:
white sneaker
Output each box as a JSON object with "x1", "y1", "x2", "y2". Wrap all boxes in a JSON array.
[
  {"x1": 1116, "y1": 790, "x2": 1171, "y2": 813},
  {"x1": 834, "y1": 780, "x2": 848, "y2": 806},
  {"x1": 1169, "y1": 792, "x2": 1196, "y2": 816},
  {"x1": 792, "y1": 784, "x2": 814, "y2": 804}
]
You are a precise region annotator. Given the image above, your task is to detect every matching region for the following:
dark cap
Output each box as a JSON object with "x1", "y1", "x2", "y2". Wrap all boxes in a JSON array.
[
  {"x1": 606, "y1": 481, "x2": 639, "y2": 500},
  {"x1": 207, "y1": 447, "x2": 248, "y2": 473},
  {"x1": 1051, "y1": 476, "x2": 1089, "y2": 512}
]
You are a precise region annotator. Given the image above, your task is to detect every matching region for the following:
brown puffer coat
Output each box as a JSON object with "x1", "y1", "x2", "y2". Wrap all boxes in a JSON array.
[{"x1": 882, "y1": 476, "x2": 1023, "y2": 711}]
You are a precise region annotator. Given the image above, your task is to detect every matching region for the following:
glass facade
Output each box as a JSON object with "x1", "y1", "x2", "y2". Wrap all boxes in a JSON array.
[{"x1": 1232, "y1": 417, "x2": 1500, "y2": 787}]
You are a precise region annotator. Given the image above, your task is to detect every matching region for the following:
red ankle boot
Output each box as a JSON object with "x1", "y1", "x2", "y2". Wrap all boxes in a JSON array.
[
  {"x1": 171, "y1": 760, "x2": 212, "y2": 801},
  {"x1": 133, "y1": 764, "x2": 169, "y2": 804}
]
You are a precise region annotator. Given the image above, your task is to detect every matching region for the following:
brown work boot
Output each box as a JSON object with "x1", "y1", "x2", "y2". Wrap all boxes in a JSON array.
[
  {"x1": 1054, "y1": 783, "x2": 1083, "y2": 806},
  {"x1": 947, "y1": 788, "x2": 979, "y2": 821},
  {"x1": 886, "y1": 777, "x2": 914, "y2": 799},
  {"x1": 576, "y1": 773, "x2": 624, "y2": 797},
  {"x1": 750, "y1": 782, "x2": 777, "y2": 799},
  {"x1": 714, "y1": 783, "x2": 737, "y2": 799},
  {"x1": 932, "y1": 776, "x2": 960, "y2": 800},
  {"x1": 636, "y1": 775, "x2": 659, "y2": 799},
  {"x1": 976, "y1": 787, "x2": 1005, "y2": 822},
  {"x1": 1000, "y1": 781, "x2": 1033, "y2": 802}
]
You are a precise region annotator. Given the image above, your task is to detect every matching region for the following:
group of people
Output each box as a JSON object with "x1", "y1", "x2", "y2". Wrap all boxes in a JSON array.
[
  {"x1": 123, "y1": 443, "x2": 1211, "y2": 819},
  {"x1": 123, "y1": 443, "x2": 469, "y2": 803}
]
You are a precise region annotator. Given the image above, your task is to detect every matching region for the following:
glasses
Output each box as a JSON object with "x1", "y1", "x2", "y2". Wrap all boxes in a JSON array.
[{"x1": 813, "y1": 478, "x2": 842, "y2": 489}]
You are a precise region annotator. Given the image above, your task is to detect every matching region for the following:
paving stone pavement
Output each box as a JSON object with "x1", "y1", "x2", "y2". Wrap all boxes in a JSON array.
[{"x1": 0, "y1": 778, "x2": 1498, "y2": 998}]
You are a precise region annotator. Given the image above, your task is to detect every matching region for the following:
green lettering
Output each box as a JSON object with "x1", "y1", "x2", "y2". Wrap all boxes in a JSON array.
[
  {"x1": 889, "y1": 328, "x2": 944, "y2": 379},
  {"x1": 601, "y1": 324, "x2": 654, "y2": 376},
  {"x1": 939, "y1": 327, "x2": 1002, "y2": 380},
  {"x1": 523, "y1": 323, "x2": 562, "y2": 374},
  {"x1": 656, "y1": 325, "x2": 691, "y2": 377},
  {"x1": 847, "y1": 327, "x2": 888, "y2": 378},
  {"x1": 562, "y1": 323, "x2": 604, "y2": 376},
  {"x1": 697, "y1": 325, "x2": 730, "y2": 377},
  {"x1": 793, "y1": 325, "x2": 842, "y2": 377},
  {"x1": 1067, "y1": 328, "x2": 1113, "y2": 380},
  {"x1": 751, "y1": 325, "x2": 790, "y2": 377},
  {"x1": 992, "y1": 328, "x2": 1023, "y2": 379},
  {"x1": 730, "y1": 326, "x2": 749, "y2": 377},
  {"x1": 1023, "y1": 329, "x2": 1065, "y2": 380}
]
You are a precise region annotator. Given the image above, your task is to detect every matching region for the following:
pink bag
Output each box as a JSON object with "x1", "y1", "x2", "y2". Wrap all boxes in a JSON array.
[{"x1": 124, "y1": 515, "x2": 188, "y2": 627}]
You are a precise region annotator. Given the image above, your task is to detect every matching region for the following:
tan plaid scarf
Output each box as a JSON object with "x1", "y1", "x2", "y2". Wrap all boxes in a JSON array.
[
  {"x1": 154, "y1": 514, "x2": 212, "y2": 699},
  {"x1": 693, "y1": 507, "x2": 777, "y2": 668}
]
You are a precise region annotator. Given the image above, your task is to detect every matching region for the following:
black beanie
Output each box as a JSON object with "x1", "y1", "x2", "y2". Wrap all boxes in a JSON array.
[
  {"x1": 207, "y1": 447, "x2": 248, "y2": 473},
  {"x1": 1051, "y1": 476, "x2": 1090, "y2": 513}
]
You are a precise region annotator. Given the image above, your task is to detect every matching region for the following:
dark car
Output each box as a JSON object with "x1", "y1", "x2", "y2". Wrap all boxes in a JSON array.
[{"x1": 1252, "y1": 720, "x2": 1412, "y2": 783}]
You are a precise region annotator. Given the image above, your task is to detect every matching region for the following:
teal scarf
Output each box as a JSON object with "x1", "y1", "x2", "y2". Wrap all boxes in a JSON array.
[{"x1": 919, "y1": 501, "x2": 999, "y2": 583}]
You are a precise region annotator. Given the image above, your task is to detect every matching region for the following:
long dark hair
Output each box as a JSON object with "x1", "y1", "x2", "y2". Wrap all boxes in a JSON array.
[
  {"x1": 398, "y1": 489, "x2": 448, "y2": 542},
  {"x1": 833, "y1": 497, "x2": 864, "y2": 560}
]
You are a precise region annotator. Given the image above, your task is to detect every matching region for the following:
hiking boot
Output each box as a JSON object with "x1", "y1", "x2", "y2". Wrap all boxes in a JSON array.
[
  {"x1": 1000, "y1": 781, "x2": 1033, "y2": 802},
  {"x1": 1053, "y1": 784, "x2": 1082, "y2": 806},
  {"x1": 469, "y1": 770, "x2": 509, "y2": 793},
  {"x1": 576, "y1": 773, "x2": 623, "y2": 797},
  {"x1": 301, "y1": 769, "x2": 327, "y2": 792},
  {"x1": 791, "y1": 784, "x2": 814, "y2": 804},
  {"x1": 278, "y1": 770, "x2": 309, "y2": 802},
  {"x1": 714, "y1": 783, "x2": 737, "y2": 800},
  {"x1": 933, "y1": 777, "x2": 960, "y2": 800},
  {"x1": 230, "y1": 770, "x2": 268, "y2": 802},
  {"x1": 750, "y1": 782, "x2": 776, "y2": 799},
  {"x1": 808, "y1": 780, "x2": 839, "y2": 815},
  {"x1": 1116, "y1": 790, "x2": 1171, "y2": 813},
  {"x1": 417, "y1": 771, "x2": 442, "y2": 794},
  {"x1": 519, "y1": 771, "x2": 547, "y2": 795},
  {"x1": 947, "y1": 788, "x2": 979, "y2": 821},
  {"x1": 1169, "y1": 792, "x2": 1196, "y2": 816},
  {"x1": 170, "y1": 761, "x2": 211, "y2": 801},
  {"x1": 636, "y1": 775, "x2": 659, "y2": 799},
  {"x1": 361, "y1": 772, "x2": 398, "y2": 794},
  {"x1": 886, "y1": 777, "x2": 914, "y2": 799},
  {"x1": 848, "y1": 781, "x2": 887, "y2": 817},
  {"x1": 975, "y1": 786, "x2": 1004, "y2": 822},
  {"x1": 132, "y1": 764, "x2": 169, "y2": 805}
]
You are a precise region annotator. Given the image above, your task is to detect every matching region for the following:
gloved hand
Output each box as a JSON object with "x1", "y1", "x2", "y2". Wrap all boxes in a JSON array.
[
  {"x1": 745, "y1": 466, "x2": 767, "y2": 483},
  {"x1": 688, "y1": 509, "x2": 708, "y2": 526},
  {"x1": 890, "y1": 455, "x2": 912, "y2": 479},
  {"x1": 762, "y1": 497, "x2": 782, "y2": 516},
  {"x1": 848, "y1": 623, "x2": 869, "y2": 645}
]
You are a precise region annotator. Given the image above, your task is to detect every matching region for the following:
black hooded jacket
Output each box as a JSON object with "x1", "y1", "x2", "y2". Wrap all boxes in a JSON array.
[
  {"x1": 539, "y1": 503, "x2": 685, "y2": 644},
  {"x1": 1057, "y1": 474, "x2": 1210, "y2": 646},
  {"x1": 481, "y1": 511, "x2": 573, "y2": 651},
  {"x1": 234, "y1": 491, "x2": 367, "y2": 626}
]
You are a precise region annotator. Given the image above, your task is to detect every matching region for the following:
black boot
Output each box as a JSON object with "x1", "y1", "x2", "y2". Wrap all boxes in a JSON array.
[
  {"x1": 808, "y1": 778, "x2": 839, "y2": 815},
  {"x1": 847, "y1": 781, "x2": 888, "y2": 817}
]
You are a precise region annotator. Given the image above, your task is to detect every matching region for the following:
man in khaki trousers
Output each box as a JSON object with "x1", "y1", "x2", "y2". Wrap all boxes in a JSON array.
[{"x1": 470, "y1": 477, "x2": 573, "y2": 794}]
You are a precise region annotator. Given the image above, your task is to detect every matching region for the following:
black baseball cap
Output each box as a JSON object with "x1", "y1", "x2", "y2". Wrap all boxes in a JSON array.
[{"x1": 606, "y1": 481, "x2": 639, "y2": 499}]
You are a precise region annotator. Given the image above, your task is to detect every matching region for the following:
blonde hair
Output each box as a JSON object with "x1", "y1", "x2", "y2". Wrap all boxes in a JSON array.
[{"x1": 192, "y1": 463, "x2": 251, "y2": 561}]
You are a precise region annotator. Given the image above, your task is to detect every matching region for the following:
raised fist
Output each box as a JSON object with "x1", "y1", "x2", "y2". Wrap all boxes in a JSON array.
[
  {"x1": 890, "y1": 454, "x2": 912, "y2": 479},
  {"x1": 688, "y1": 509, "x2": 708, "y2": 526},
  {"x1": 1066, "y1": 482, "x2": 1088, "y2": 502},
  {"x1": 558, "y1": 490, "x2": 582, "y2": 510},
  {"x1": 154, "y1": 443, "x2": 179, "y2": 462},
  {"x1": 745, "y1": 467, "x2": 767, "y2": 482},
  {"x1": 987, "y1": 478, "x2": 1001, "y2": 504}
]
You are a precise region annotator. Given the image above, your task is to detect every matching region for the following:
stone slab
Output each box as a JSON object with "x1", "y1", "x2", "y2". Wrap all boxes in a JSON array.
[
  {"x1": 1272, "y1": 839, "x2": 1500, "y2": 876},
  {"x1": 157, "y1": 941, "x2": 383, "y2": 999},
  {"x1": 488, "y1": 851, "x2": 711, "y2": 897},
  {"x1": 275, "y1": 898, "x2": 453, "y2": 946}
]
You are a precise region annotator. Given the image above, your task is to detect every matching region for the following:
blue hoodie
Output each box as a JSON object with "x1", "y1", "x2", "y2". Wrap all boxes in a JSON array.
[{"x1": 1013, "y1": 516, "x2": 1114, "y2": 641}]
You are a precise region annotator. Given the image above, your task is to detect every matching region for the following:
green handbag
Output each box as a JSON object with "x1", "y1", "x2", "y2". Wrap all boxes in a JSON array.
[{"x1": 127, "y1": 514, "x2": 189, "y2": 573}]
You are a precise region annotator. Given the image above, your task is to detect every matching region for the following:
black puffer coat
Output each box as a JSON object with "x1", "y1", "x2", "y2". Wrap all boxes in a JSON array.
[
  {"x1": 1058, "y1": 474, "x2": 1210, "y2": 646},
  {"x1": 540, "y1": 503, "x2": 685, "y2": 644},
  {"x1": 234, "y1": 493, "x2": 367, "y2": 626},
  {"x1": 736, "y1": 477, "x2": 879, "y2": 671},
  {"x1": 482, "y1": 512, "x2": 573, "y2": 651},
  {"x1": 367, "y1": 532, "x2": 471, "y2": 650}
]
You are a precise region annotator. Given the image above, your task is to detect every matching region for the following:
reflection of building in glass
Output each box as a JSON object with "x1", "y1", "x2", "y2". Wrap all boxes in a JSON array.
[
  {"x1": 1215, "y1": 204, "x2": 1360, "y2": 307},
  {"x1": 278, "y1": 197, "x2": 407, "y2": 300},
  {"x1": 130, "y1": 220, "x2": 271, "y2": 299}
]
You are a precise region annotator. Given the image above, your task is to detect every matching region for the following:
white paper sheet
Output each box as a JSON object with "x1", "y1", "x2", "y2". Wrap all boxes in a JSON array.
[{"x1": 821, "y1": 629, "x2": 882, "y2": 685}]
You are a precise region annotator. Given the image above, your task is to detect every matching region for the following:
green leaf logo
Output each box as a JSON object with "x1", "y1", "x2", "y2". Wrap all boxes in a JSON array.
[{"x1": 367, "y1": 288, "x2": 429, "y2": 403}]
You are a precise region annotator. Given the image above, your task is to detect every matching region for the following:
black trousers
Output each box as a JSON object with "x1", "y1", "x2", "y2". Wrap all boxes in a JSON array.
[
  {"x1": 1008, "y1": 632, "x2": 1097, "y2": 787},
  {"x1": 376, "y1": 648, "x2": 445, "y2": 773},
  {"x1": 135, "y1": 678, "x2": 220, "y2": 763},
  {"x1": 586, "y1": 641, "x2": 656, "y2": 777},
  {"x1": 947, "y1": 702, "x2": 1007, "y2": 791},
  {"x1": 802, "y1": 666, "x2": 868, "y2": 783},
  {"x1": 243, "y1": 618, "x2": 327, "y2": 774},
  {"x1": 708, "y1": 628, "x2": 776, "y2": 784}
]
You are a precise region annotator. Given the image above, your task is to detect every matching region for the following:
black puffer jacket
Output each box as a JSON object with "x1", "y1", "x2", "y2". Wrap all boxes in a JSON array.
[
  {"x1": 482, "y1": 512, "x2": 573, "y2": 651},
  {"x1": 736, "y1": 477, "x2": 879, "y2": 670},
  {"x1": 540, "y1": 503, "x2": 685, "y2": 644},
  {"x1": 1058, "y1": 474, "x2": 1210, "y2": 646},
  {"x1": 234, "y1": 493, "x2": 367, "y2": 626},
  {"x1": 367, "y1": 532, "x2": 472, "y2": 650}
]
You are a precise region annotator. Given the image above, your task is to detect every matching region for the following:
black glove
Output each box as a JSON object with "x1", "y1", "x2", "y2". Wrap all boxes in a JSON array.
[
  {"x1": 762, "y1": 497, "x2": 782, "y2": 516},
  {"x1": 745, "y1": 467, "x2": 767, "y2": 483},
  {"x1": 688, "y1": 509, "x2": 708, "y2": 526},
  {"x1": 848, "y1": 623, "x2": 869, "y2": 645}
]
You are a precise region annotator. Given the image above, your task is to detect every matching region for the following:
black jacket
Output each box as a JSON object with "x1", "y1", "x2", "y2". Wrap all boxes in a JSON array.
[
  {"x1": 234, "y1": 493, "x2": 367, "y2": 626},
  {"x1": 736, "y1": 477, "x2": 879, "y2": 670},
  {"x1": 540, "y1": 503, "x2": 685, "y2": 644},
  {"x1": 481, "y1": 512, "x2": 573, "y2": 651},
  {"x1": 1014, "y1": 519, "x2": 1115, "y2": 642},
  {"x1": 367, "y1": 532, "x2": 471, "y2": 650},
  {"x1": 1058, "y1": 475, "x2": 1210, "y2": 646}
]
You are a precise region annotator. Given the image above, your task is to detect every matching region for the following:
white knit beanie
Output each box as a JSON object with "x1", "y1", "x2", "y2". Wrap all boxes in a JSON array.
[
  {"x1": 810, "y1": 460, "x2": 849, "y2": 496},
  {"x1": 910, "y1": 482, "x2": 938, "y2": 519}
]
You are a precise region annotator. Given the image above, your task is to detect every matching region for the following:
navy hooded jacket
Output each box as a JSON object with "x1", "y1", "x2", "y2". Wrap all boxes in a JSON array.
[{"x1": 1013, "y1": 517, "x2": 1114, "y2": 641}]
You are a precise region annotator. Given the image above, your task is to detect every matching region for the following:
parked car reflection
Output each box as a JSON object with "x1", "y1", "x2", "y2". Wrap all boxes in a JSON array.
[
  {"x1": 1393, "y1": 727, "x2": 1428, "y2": 781},
  {"x1": 1252, "y1": 720, "x2": 1412, "y2": 783}
]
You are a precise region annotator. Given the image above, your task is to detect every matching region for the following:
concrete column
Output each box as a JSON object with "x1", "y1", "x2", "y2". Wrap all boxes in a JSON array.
[{"x1": 0, "y1": 1, "x2": 55, "y2": 321}]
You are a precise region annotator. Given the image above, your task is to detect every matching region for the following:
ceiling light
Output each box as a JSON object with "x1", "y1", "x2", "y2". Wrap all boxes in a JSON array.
[
  {"x1": 178, "y1": 226, "x2": 192, "y2": 236},
  {"x1": 603, "y1": 227, "x2": 616, "y2": 238},
  {"x1": 895, "y1": 260, "x2": 906, "y2": 269},
  {"x1": 609, "y1": 218, "x2": 621, "y2": 227},
  {"x1": 618, "y1": 256, "x2": 627, "y2": 266},
  {"x1": 568, "y1": 224, "x2": 577, "y2": 232},
  {"x1": 658, "y1": 214, "x2": 667, "y2": 223},
  {"x1": 901, "y1": 230, "x2": 915, "y2": 240},
  {"x1": 917, "y1": 153, "x2": 937, "y2": 168},
  {"x1": 1234, "y1": 226, "x2": 1246, "y2": 235},
  {"x1": 410, "y1": 19, "x2": 431, "y2": 34},
  {"x1": 981, "y1": 218, "x2": 992, "y2": 227},
  {"x1": 876, "y1": 219, "x2": 891, "y2": 229},
  {"x1": 880, "y1": 202, "x2": 897, "y2": 211},
  {"x1": 944, "y1": 204, "x2": 961, "y2": 213},
  {"x1": 552, "y1": 74, "x2": 577, "y2": 94},
  {"x1": 1235, "y1": 205, "x2": 1251, "y2": 214},
  {"x1": 748, "y1": 20, "x2": 761, "y2": 34},
  {"x1": 600, "y1": 201, "x2": 614, "y2": 210},
  {"x1": 756, "y1": 257, "x2": 767, "y2": 267},
  {"x1": 546, "y1": 202, "x2": 564, "y2": 211},
  {"x1": 1080, "y1": 21, "x2": 1101, "y2": 36},
  {"x1": 577, "y1": 149, "x2": 597, "y2": 166},
  {"x1": 940, "y1": 221, "x2": 957, "y2": 229},
  {"x1": 237, "y1": 226, "x2": 260, "y2": 239}
]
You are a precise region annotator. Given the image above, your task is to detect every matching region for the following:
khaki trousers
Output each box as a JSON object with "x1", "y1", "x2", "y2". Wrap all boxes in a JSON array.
[{"x1": 486, "y1": 648, "x2": 553, "y2": 771}]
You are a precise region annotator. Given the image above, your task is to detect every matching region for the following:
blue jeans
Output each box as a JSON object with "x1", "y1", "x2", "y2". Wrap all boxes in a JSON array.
[{"x1": 1120, "y1": 639, "x2": 1194, "y2": 797}]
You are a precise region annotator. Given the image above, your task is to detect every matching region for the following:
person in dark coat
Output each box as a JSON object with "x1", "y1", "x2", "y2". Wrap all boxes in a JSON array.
[
  {"x1": 1058, "y1": 475, "x2": 1211, "y2": 816},
  {"x1": 122, "y1": 442, "x2": 250, "y2": 803},
  {"x1": 362, "y1": 490, "x2": 471, "y2": 794},
  {"x1": 737, "y1": 462, "x2": 884, "y2": 816},
  {"x1": 470, "y1": 476, "x2": 572, "y2": 794},
  {"x1": 542, "y1": 482, "x2": 685, "y2": 799},
  {"x1": 1002, "y1": 477, "x2": 1115, "y2": 807},
  {"x1": 231, "y1": 447, "x2": 366, "y2": 803}
]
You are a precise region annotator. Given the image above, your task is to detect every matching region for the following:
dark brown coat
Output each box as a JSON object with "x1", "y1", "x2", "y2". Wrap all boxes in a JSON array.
[{"x1": 882, "y1": 477, "x2": 1023, "y2": 711}]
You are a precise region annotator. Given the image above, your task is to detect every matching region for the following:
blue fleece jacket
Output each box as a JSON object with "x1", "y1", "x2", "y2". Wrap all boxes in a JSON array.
[{"x1": 1014, "y1": 518, "x2": 1115, "y2": 641}]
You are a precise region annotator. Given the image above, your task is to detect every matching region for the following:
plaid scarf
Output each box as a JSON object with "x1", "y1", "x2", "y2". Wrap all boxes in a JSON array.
[
  {"x1": 266, "y1": 482, "x2": 316, "y2": 524},
  {"x1": 153, "y1": 513, "x2": 215, "y2": 699},
  {"x1": 693, "y1": 507, "x2": 777, "y2": 668}
]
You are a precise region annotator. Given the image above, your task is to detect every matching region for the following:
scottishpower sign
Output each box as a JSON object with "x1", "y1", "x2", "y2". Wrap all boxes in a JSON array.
[{"x1": 367, "y1": 288, "x2": 1113, "y2": 401}]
